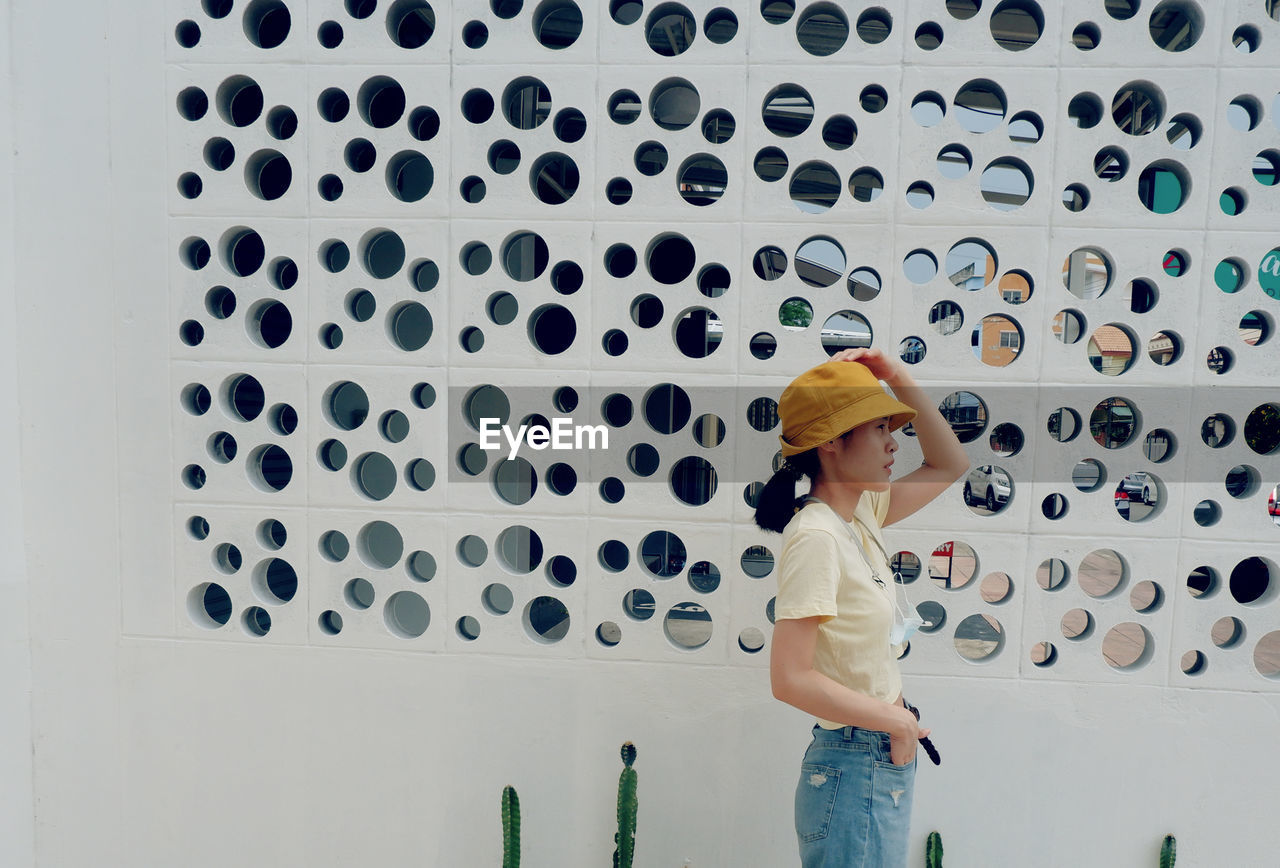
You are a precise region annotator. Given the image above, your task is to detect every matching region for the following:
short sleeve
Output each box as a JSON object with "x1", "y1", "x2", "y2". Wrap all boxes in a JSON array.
[
  {"x1": 868, "y1": 485, "x2": 891, "y2": 527},
  {"x1": 774, "y1": 528, "x2": 841, "y2": 621}
]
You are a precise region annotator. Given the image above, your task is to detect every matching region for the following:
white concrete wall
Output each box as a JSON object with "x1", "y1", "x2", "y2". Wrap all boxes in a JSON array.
[
  {"x1": 6, "y1": 2, "x2": 1280, "y2": 866},
  {"x1": 2, "y1": 3, "x2": 35, "y2": 865}
]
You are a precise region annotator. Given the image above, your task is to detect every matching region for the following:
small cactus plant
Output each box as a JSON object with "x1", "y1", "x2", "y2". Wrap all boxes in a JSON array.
[
  {"x1": 926, "y1": 830, "x2": 943, "y2": 868},
  {"x1": 501, "y1": 785, "x2": 520, "y2": 868},
  {"x1": 1159, "y1": 834, "x2": 1176, "y2": 868},
  {"x1": 613, "y1": 742, "x2": 638, "y2": 868}
]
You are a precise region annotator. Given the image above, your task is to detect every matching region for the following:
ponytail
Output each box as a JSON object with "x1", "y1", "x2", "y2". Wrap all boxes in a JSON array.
[{"x1": 753, "y1": 449, "x2": 820, "y2": 533}]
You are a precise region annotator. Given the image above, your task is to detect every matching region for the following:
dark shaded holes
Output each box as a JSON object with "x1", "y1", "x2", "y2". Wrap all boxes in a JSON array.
[
  {"x1": 1068, "y1": 92, "x2": 1103, "y2": 129},
  {"x1": 182, "y1": 383, "x2": 212, "y2": 416},
  {"x1": 460, "y1": 175, "x2": 487, "y2": 203},
  {"x1": 599, "y1": 477, "x2": 625, "y2": 503},
  {"x1": 318, "y1": 20, "x2": 344, "y2": 47},
  {"x1": 389, "y1": 302, "x2": 433, "y2": 351},
  {"x1": 408, "y1": 106, "x2": 440, "y2": 141},
  {"x1": 602, "y1": 330, "x2": 628, "y2": 356},
  {"x1": 673, "y1": 307, "x2": 721, "y2": 358},
  {"x1": 704, "y1": 7, "x2": 737, "y2": 43},
  {"x1": 761, "y1": 1, "x2": 795, "y2": 24},
  {"x1": 546, "y1": 462, "x2": 576, "y2": 495},
  {"x1": 242, "y1": 607, "x2": 271, "y2": 636},
  {"x1": 387, "y1": 0, "x2": 436, "y2": 48},
  {"x1": 635, "y1": 141, "x2": 668, "y2": 176},
  {"x1": 362, "y1": 229, "x2": 405, "y2": 279},
  {"x1": 256, "y1": 557, "x2": 297, "y2": 603},
  {"x1": 631, "y1": 294, "x2": 662, "y2": 327},
  {"x1": 797, "y1": 3, "x2": 848, "y2": 56},
  {"x1": 177, "y1": 173, "x2": 203, "y2": 199},
  {"x1": 205, "y1": 285, "x2": 236, "y2": 319},
  {"x1": 318, "y1": 87, "x2": 351, "y2": 123},
  {"x1": 251, "y1": 444, "x2": 292, "y2": 491},
  {"x1": 347, "y1": 288, "x2": 376, "y2": 322},
  {"x1": 411, "y1": 382, "x2": 436, "y2": 410},
  {"x1": 461, "y1": 88, "x2": 494, "y2": 124},
  {"x1": 266, "y1": 105, "x2": 297, "y2": 140},
  {"x1": 489, "y1": 140, "x2": 521, "y2": 174},
  {"x1": 204, "y1": 137, "x2": 235, "y2": 172},
  {"x1": 248, "y1": 299, "x2": 292, "y2": 348},
  {"x1": 534, "y1": 0, "x2": 584, "y2": 50},
  {"x1": 678, "y1": 154, "x2": 727, "y2": 206},
  {"x1": 646, "y1": 2, "x2": 695, "y2": 56},
  {"x1": 860, "y1": 84, "x2": 888, "y2": 113},
  {"x1": 1073, "y1": 21, "x2": 1100, "y2": 49},
  {"x1": 320, "y1": 239, "x2": 350, "y2": 274},
  {"x1": 318, "y1": 439, "x2": 348, "y2": 471},
  {"x1": 856, "y1": 6, "x2": 891, "y2": 43},
  {"x1": 701, "y1": 108, "x2": 735, "y2": 144},
  {"x1": 243, "y1": 0, "x2": 291, "y2": 48},
  {"x1": 177, "y1": 87, "x2": 209, "y2": 122},
  {"x1": 217, "y1": 75, "x2": 263, "y2": 127},
  {"x1": 208, "y1": 431, "x2": 237, "y2": 464},
  {"x1": 269, "y1": 403, "x2": 297, "y2": 435},
  {"x1": 380, "y1": 410, "x2": 410, "y2": 444},
  {"x1": 176, "y1": 20, "x2": 201, "y2": 48},
  {"x1": 1149, "y1": 1, "x2": 1202, "y2": 52},
  {"x1": 386, "y1": 151, "x2": 433, "y2": 202},
  {"x1": 650, "y1": 78, "x2": 699, "y2": 131},
  {"x1": 203, "y1": 0, "x2": 233, "y2": 19},
  {"x1": 551, "y1": 261, "x2": 582, "y2": 294},
  {"x1": 605, "y1": 243, "x2": 637, "y2": 278},
  {"x1": 915, "y1": 20, "x2": 943, "y2": 49},
  {"x1": 345, "y1": 138, "x2": 376, "y2": 173},
  {"x1": 610, "y1": 0, "x2": 642, "y2": 25},
  {"x1": 607, "y1": 89, "x2": 642, "y2": 125},
  {"x1": 528, "y1": 304, "x2": 576, "y2": 354},
  {"x1": 222, "y1": 227, "x2": 265, "y2": 277},
  {"x1": 188, "y1": 515, "x2": 211, "y2": 541},
  {"x1": 345, "y1": 578, "x2": 375, "y2": 609},
  {"x1": 493, "y1": 0, "x2": 523, "y2": 18},
  {"x1": 554, "y1": 108, "x2": 586, "y2": 143},
  {"x1": 359, "y1": 76, "x2": 406, "y2": 129},
  {"x1": 463, "y1": 20, "x2": 489, "y2": 48},
  {"x1": 530, "y1": 153, "x2": 579, "y2": 203},
  {"x1": 190, "y1": 583, "x2": 232, "y2": 628},
  {"x1": 821, "y1": 115, "x2": 856, "y2": 150},
  {"x1": 502, "y1": 231, "x2": 548, "y2": 282},
  {"x1": 412, "y1": 259, "x2": 439, "y2": 291},
  {"x1": 346, "y1": 0, "x2": 377, "y2": 19},
  {"x1": 754, "y1": 147, "x2": 788, "y2": 182},
  {"x1": 504, "y1": 77, "x2": 551, "y2": 130},
  {"x1": 990, "y1": 0, "x2": 1042, "y2": 51},
  {"x1": 354, "y1": 451, "x2": 398, "y2": 500},
  {"x1": 318, "y1": 174, "x2": 343, "y2": 201},
  {"x1": 761, "y1": 84, "x2": 813, "y2": 137},
  {"x1": 461, "y1": 241, "x2": 492, "y2": 276},
  {"x1": 244, "y1": 150, "x2": 291, "y2": 200},
  {"x1": 647, "y1": 234, "x2": 695, "y2": 284}
]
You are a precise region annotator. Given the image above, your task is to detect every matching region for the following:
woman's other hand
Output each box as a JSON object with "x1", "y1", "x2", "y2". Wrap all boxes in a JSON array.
[{"x1": 888, "y1": 707, "x2": 930, "y2": 766}]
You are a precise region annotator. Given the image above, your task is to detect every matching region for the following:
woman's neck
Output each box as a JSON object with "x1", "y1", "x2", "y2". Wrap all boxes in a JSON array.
[{"x1": 806, "y1": 481, "x2": 865, "y2": 523}]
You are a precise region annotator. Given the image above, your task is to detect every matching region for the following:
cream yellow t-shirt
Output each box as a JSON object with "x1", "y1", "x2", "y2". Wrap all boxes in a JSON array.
[{"x1": 774, "y1": 487, "x2": 904, "y2": 729}]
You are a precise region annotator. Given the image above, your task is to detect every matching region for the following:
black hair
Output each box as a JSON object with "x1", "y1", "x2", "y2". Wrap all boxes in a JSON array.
[{"x1": 752, "y1": 447, "x2": 822, "y2": 534}]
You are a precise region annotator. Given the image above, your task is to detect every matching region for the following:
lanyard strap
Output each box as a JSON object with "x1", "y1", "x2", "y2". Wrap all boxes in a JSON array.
[{"x1": 799, "y1": 495, "x2": 916, "y2": 619}]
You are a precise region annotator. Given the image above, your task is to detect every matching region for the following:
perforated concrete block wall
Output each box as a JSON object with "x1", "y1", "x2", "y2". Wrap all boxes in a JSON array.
[
  {"x1": 8, "y1": 1, "x2": 1280, "y2": 866},
  {"x1": 158, "y1": 0, "x2": 1280, "y2": 689}
]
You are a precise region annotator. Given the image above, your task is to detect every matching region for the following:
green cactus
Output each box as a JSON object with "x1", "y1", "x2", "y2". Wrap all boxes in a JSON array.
[
  {"x1": 926, "y1": 830, "x2": 943, "y2": 868},
  {"x1": 1159, "y1": 834, "x2": 1176, "y2": 868},
  {"x1": 501, "y1": 785, "x2": 520, "y2": 868},
  {"x1": 613, "y1": 742, "x2": 638, "y2": 868}
]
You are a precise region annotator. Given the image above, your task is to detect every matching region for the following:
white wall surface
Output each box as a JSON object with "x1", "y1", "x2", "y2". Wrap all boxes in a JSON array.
[
  {"x1": 6, "y1": 2, "x2": 1280, "y2": 867},
  {"x1": 2, "y1": 3, "x2": 35, "y2": 865}
]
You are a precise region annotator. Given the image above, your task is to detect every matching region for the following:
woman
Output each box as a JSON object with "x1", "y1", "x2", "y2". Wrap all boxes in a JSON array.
[{"x1": 755, "y1": 347, "x2": 969, "y2": 868}]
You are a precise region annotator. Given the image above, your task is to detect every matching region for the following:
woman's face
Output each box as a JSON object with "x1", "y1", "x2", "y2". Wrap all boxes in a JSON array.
[{"x1": 819, "y1": 415, "x2": 898, "y2": 488}]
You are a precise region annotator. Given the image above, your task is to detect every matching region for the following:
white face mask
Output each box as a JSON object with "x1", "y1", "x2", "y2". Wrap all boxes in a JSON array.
[{"x1": 890, "y1": 610, "x2": 926, "y2": 645}]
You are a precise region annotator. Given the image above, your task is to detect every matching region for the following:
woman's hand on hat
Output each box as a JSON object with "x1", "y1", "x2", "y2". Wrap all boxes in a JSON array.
[{"x1": 829, "y1": 347, "x2": 902, "y2": 384}]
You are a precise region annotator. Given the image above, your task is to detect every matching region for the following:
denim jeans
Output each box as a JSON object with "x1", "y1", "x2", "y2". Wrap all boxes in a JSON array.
[{"x1": 794, "y1": 724, "x2": 916, "y2": 868}]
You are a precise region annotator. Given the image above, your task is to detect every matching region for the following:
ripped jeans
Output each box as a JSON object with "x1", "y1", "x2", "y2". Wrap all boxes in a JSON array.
[{"x1": 794, "y1": 724, "x2": 916, "y2": 868}]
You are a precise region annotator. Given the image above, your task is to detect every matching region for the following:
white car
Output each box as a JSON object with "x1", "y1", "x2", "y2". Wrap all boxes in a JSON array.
[{"x1": 963, "y1": 465, "x2": 1012, "y2": 511}]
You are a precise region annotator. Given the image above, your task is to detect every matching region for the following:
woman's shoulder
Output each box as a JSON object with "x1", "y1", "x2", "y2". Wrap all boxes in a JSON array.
[{"x1": 782, "y1": 500, "x2": 845, "y2": 543}]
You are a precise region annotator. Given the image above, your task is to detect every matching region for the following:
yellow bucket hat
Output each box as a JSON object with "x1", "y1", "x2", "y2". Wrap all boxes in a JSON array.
[{"x1": 777, "y1": 360, "x2": 917, "y2": 458}]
